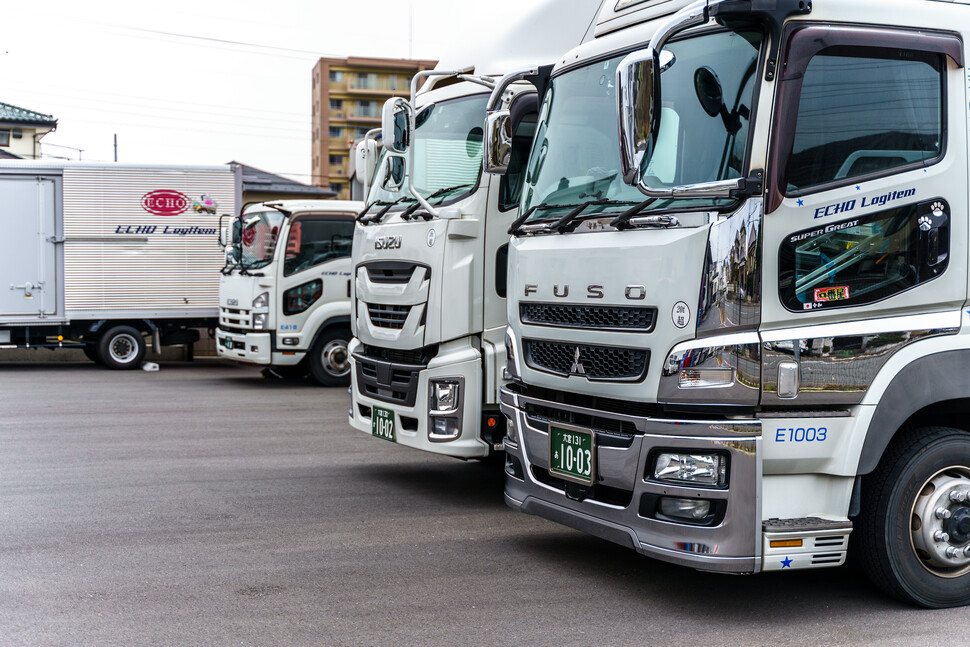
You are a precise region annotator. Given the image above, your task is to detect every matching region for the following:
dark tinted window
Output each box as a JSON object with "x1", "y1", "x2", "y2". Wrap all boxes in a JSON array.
[
  {"x1": 499, "y1": 115, "x2": 537, "y2": 212},
  {"x1": 495, "y1": 244, "x2": 509, "y2": 298},
  {"x1": 787, "y1": 51, "x2": 943, "y2": 194},
  {"x1": 778, "y1": 200, "x2": 949, "y2": 311},
  {"x1": 283, "y1": 217, "x2": 353, "y2": 277}
]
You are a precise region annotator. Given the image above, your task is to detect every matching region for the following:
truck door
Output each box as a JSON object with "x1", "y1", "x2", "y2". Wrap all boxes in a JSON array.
[
  {"x1": 0, "y1": 175, "x2": 58, "y2": 317},
  {"x1": 760, "y1": 26, "x2": 967, "y2": 404},
  {"x1": 278, "y1": 213, "x2": 355, "y2": 333}
]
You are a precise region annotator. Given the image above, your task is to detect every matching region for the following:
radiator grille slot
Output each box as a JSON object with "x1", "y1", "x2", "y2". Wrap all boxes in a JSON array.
[
  {"x1": 524, "y1": 339, "x2": 648, "y2": 382},
  {"x1": 367, "y1": 303, "x2": 411, "y2": 329},
  {"x1": 520, "y1": 303, "x2": 657, "y2": 332}
]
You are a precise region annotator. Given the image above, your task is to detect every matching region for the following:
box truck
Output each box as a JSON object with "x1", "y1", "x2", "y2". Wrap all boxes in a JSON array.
[
  {"x1": 216, "y1": 199, "x2": 361, "y2": 385},
  {"x1": 0, "y1": 161, "x2": 240, "y2": 368}
]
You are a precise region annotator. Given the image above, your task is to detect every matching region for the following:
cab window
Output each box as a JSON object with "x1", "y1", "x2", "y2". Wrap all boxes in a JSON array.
[
  {"x1": 786, "y1": 49, "x2": 943, "y2": 194},
  {"x1": 283, "y1": 217, "x2": 354, "y2": 277}
]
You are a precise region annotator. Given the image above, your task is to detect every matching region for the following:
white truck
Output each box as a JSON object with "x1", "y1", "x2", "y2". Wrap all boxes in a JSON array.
[
  {"x1": 494, "y1": 0, "x2": 970, "y2": 607},
  {"x1": 346, "y1": 1, "x2": 604, "y2": 459},
  {"x1": 216, "y1": 200, "x2": 361, "y2": 385},
  {"x1": 0, "y1": 160, "x2": 240, "y2": 368}
]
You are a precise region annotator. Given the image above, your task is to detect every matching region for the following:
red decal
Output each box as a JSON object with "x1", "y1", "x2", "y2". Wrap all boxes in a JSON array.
[
  {"x1": 142, "y1": 190, "x2": 189, "y2": 216},
  {"x1": 814, "y1": 286, "x2": 850, "y2": 302}
]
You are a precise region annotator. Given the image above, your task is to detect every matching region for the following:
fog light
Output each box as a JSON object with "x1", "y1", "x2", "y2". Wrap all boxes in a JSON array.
[
  {"x1": 281, "y1": 337, "x2": 299, "y2": 346},
  {"x1": 429, "y1": 378, "x2": 461, "y2": 414},
  {"x1": 679, "y1": 367, "x2": 735, "y2": 388},
  {"x1": 429, "y1": 416, "x2": 460, "y2": 441},
  {"x1": 253, "y1": 313, "x2": 268, "y2": 330},
  {"x1": 653, "y1": 452, "x2": 726, "y2": 487},
  {"x1": 659, "y1": 496, "x2": 712, "y2": 520}
]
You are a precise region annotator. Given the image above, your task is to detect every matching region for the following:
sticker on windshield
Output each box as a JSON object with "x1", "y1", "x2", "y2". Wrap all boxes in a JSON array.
[{"x1": 814, "y1": 286, "x2": 850, "y2": 303}]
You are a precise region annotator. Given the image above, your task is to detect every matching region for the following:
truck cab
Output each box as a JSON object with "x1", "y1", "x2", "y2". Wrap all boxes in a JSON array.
[
  {"x1": 217, "y1": 200, "x2": 361, "y2": 385},
  {"x1": 495, "y1": 0, "x2": 970, "y2": 607}
]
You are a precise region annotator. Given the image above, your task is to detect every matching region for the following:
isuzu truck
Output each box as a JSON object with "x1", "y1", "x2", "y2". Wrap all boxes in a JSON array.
[
  {"x1": 347, "y1": 0, "x2": 604, "y2": 458},
  {"x1": 0, "y1": 161, "x2": 240, "y2": 368},
  {"x1": 494, "y1": 0, "x2": 970, "y2": 607},
  {"x1": 216, "y1": 200, "x2": 361, "y2": 385}
]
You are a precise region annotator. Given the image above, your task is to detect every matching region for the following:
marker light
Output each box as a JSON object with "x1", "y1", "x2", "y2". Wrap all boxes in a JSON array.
[{"x1": 770, "y1": 539, "x2": 804, "y2": 548}]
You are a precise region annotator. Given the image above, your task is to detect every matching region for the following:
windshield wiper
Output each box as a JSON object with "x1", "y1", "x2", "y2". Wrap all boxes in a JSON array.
[
  {"x1": 608, "y1": 198, "x2": 661, "y2": 230},
  {"x1": 361, "y1": 197, "x2": 413, "y2": 225},
  {"x1": 508, "y1": 203, "x2": 561, "y2": 235},
  {"x1": 402, "y1": 184, "x2": 475, "y2": 221},
  {"x1": 548, "y1": 198, "x2": 647, "y2": 233}
]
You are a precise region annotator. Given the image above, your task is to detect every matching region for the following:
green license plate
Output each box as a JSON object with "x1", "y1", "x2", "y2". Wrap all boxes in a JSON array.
[
  {"x1": 372, "y1": 406, "x2": 395, "y2": 442},
  {"x1": 549, "y1": 424, "x2": 595, "y2": 484}
]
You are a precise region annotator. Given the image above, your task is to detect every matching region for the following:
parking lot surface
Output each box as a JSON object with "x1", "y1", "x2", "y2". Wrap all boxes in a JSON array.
[{"x1": 2, "y1": 361, "x2": 969, "y2": 646}]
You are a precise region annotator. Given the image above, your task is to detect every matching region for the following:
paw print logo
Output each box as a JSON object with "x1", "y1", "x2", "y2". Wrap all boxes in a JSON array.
[
  {"x1": 931, "y1": 201, "x2": 946, "y2": 218},
  {"x1": 918, "y1": 215, "x2": 933, "y2": 231}
]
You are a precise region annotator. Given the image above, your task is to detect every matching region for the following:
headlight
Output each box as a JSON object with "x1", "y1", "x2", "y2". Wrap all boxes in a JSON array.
[
  {"x1": 430, "y1": 379, "x2": 461, "y2": 414},
  {"x1": 653, "y1": 452, "x2": 726, "y2": 487},
  {"x1": 253, "y1": 313, "x2": 268, "y2": 330},
  {"x1": 283, "y1": 280, "x2": 322, "y2": 315},
  {"x1": 252, "y1": 292, "x2": 269, "y2": 309}
]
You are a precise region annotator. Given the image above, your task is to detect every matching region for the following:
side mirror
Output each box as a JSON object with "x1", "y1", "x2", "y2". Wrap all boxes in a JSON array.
[
  {"x1": 380, "y1": 154, "x2": 406, "y2": 192},
  {"x1": 354, "y1": 137, "x2": 380, "y2": 196},
  {"x1": 381, "y1": 97, "x2": 411, "y2": 154},
  {"x1": 217, "y1": 213, "x2": 231, "y2": 247},
  {"x1": 484, "y1": 109, "x2": 512, "y2": 175},
  {"x1": 616, "y1": 48, "x2": 663, "y2": 186}
]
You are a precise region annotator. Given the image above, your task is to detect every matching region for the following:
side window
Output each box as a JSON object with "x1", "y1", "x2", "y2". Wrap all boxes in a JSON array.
[
  {"x1": 495, "y1": 243, "x2": 509, "y2": 298},
  {"x1": 786, "y1": 50, "x2": 943, "y2": 194},
  {"x1": 499, "y1": 114, "x2": 538, "y2": 212},
  {"x1": 778, "y1": 200, "x2": 949, "y2": 311},
  {"x1": 284, "y1": 217, "x2": 354, "y2": 277}
]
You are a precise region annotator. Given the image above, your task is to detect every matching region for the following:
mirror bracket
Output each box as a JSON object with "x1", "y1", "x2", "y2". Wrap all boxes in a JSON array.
[{"x1": 708, "y1": 0, "x2": 813, "y2": 81}]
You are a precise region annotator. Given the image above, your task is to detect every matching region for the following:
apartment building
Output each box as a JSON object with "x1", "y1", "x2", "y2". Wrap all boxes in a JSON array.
[{"x1": 310, "y1": 56, "x2": 436, "y2": 200}]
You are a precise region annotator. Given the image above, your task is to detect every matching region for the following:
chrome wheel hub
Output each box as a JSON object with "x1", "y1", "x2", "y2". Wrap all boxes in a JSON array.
[
  {"x1": 109, "y1": 334, "x2": 139, "y2": 364},
  {"x1": 911, "y1": 467, "x2": 970, "y2": 577},
  {"x1": 321, "y1": 340, "x2": 350, "y2": 377}
]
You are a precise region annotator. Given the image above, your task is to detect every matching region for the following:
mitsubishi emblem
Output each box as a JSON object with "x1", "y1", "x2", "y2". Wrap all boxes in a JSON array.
[{"x1": 569, "y1": 347, "x2": 586, "y2": 376}]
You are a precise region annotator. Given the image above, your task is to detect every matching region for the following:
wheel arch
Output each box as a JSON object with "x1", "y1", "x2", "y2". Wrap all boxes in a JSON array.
[
  {"x1": 859, "y1": 349, "x2": 970, "y2": 475},
  {"x1": 307, "y1": 315, "x2": 351, "y2": 349}
]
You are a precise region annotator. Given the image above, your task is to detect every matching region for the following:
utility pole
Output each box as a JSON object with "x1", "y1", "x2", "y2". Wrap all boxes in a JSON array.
[{"x1": 113, "y1": 134, "x2": 118, "y2": 162}]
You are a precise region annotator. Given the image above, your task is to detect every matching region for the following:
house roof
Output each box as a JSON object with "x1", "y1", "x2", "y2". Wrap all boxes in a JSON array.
[
  {"x1": 0, "y1": 102, "x2": 57, "y2": 127},
  {"x1": 231, "y1": 161, "x2": 336, "y2": 199}
]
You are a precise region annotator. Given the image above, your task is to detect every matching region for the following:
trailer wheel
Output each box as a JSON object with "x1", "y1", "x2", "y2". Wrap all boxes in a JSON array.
[
  {"x1": 858, "y1": 426, "x2": 970, "y2": 608},
  {"x1": 309, "y1": 328, "x2": 351, "y2": 386},
  {"x1": 82, "y1": 343, "x2": 102, "y2": 365},
  {"x1": 98, "y1": 325, "x2": 146, "y2": 370}
]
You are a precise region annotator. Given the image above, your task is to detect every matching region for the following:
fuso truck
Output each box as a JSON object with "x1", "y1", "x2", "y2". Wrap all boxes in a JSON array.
[
  {"x1": 0, "y1": 160, "x2": 240, "y2": 368},
  {"x1": 493, "y1": 0, "x2": 970, "y2": 607},
  {"x1": 216, "y1": 200, "x2": 361, "y2": 385}
]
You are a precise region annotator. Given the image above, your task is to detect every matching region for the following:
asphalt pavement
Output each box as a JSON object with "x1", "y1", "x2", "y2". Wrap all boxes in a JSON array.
[{"x1": 1, "y1": 361, "x2": 967, "y2": 646}]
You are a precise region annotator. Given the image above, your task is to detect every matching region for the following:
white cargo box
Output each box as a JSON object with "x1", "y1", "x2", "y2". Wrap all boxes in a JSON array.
[{"x1": 0, "y1": 161, "x2": 241, "y2": 325}]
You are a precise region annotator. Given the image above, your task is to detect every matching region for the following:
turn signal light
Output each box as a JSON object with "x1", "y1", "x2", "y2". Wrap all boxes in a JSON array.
[{"x1": 770, "y1": 539, "x2": 803, "y2": 548}]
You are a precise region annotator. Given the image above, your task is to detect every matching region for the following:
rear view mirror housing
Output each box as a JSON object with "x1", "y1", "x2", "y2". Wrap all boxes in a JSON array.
[{"x1": 381, "y1": 98, "x2": 411, "y2": 154}]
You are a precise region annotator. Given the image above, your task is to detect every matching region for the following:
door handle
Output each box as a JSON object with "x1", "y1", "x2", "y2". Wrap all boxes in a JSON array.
[{"x1": 10, "y1": 281, "x2": 43, "y2": 297}]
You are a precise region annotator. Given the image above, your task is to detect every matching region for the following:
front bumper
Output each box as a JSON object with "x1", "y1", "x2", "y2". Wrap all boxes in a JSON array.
[
  {"x1": 501, "y1": 384, "x2": 762, "y2": 573},
  {"x1": 348, "y1": 338, "x2": 489, "y2": 459},
  {"x1": 215, "y1": 328, "x2": 303, "y2": 367}
]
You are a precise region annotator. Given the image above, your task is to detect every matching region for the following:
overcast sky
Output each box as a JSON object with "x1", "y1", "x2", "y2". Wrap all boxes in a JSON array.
[{"x1": 2, "y1": 0, "x2": 565, "y2": 183}]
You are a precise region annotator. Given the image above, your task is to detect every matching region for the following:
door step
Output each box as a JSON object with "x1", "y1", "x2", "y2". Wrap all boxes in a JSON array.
[{"x1": 762, "y1": 517, "x2": 853, "y2": 571}]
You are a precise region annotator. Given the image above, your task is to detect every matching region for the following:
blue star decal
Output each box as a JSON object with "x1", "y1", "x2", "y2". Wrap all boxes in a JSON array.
[
  {"x1": 796, "y1": 199, "x2": 804, "y2": 207},
  {"x1": 855, "y1": 185, "x2": 861, "y2": 191},
  {"x1": 781, "y1": 556, "x2": 792, "y2": 569}
]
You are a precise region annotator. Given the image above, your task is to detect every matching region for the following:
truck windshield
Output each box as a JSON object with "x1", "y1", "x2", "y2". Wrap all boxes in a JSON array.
[
  {"x1": 366, "y1": 93, "x2": 488, "y2": 212},
  {"x1": 239, "y1": 209, "x2": 285, "y2": 269},
  {"x1": 521, "y1": 29, "x2": 762, "y2": 223}
]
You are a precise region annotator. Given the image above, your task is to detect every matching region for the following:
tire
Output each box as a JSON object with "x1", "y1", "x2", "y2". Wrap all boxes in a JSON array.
[
  {"x1": 308, "y1": 328, "x2": 351, "y2": 386},
  {"x1": 97, "y1": 325, "x2": 146, "y2": 370},
  {"x1": 82, "y1": 343, "x2": 102, "y2": 365},
  {"x1": 858, "y1": 426, "x2": 970, "y2": 608}
]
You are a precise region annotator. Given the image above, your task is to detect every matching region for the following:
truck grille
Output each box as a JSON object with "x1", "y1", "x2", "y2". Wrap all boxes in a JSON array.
[
  {"x1": 219, "y1": 307, "x2": 252, "y2": 332},
  {"x1": 367, "y1": 303, "x2": 411, "y2": 329},
  {"x1": 363, "y1": 261, "x2": 428, "y2": 284},
  {"x1": 353, "y1": 348, "x2": 426, "y2": 407},
  {"x1": 523, "y1": 339, "x2": 649, "y2": 382},
  {"x1": 520, "y1": 303, "x2": 657, "y2": 332}
]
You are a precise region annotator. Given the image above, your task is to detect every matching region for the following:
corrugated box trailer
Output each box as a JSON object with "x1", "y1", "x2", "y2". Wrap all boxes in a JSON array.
[{"x1": 0, "y1": 161, "x2": 241, "y2": 368}]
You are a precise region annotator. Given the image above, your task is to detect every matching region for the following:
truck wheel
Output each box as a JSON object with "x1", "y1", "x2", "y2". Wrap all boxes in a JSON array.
[
  {"x1": 309, "y1": 329, "x2": 351, "y2": 386},
  {"x1": 98, "y1": 325, "x2": 146, "y2": 370},
  {"x1": 858, "y1": 426, "x2": 970, "y2": 608},
  {"x1": 82, "y1": 343, "x2": 102, "y2": 365}
]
